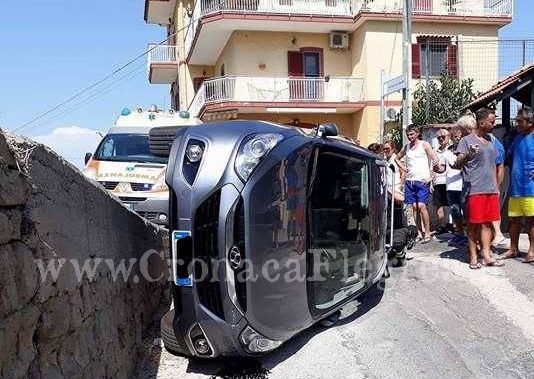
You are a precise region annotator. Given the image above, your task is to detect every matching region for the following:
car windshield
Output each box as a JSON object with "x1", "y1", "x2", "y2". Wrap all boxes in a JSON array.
[{"x1": 94, "y1": 133, "x2": 167, "y2": 164}]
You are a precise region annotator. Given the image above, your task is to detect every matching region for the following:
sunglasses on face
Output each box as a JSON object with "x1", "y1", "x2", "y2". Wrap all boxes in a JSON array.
[{"x1": 437, "y1": 135, "x2": 448, "y2": 139}]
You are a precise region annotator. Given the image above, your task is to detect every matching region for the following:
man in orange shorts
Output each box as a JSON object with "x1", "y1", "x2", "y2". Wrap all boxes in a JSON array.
[
  {"x1": 499, "y1": 108, "x2": 534, "y2": 263},
  {"x1": 454, "y1": 108, "x2": 504, "y2": 269}
]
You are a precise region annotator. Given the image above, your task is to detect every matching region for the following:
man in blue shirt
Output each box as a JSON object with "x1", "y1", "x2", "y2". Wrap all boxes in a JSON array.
[{"x1": 499, "y1": 108, "x2": 534, "y2": 263}]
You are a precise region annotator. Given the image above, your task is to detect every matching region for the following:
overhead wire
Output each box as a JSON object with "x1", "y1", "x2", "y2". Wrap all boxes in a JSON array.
[
  {"x1": 36, "y1": 62, "x2": 147, "y2": 128},
  {"x1": 14, "y1": 18, "x2": 194, "y2": 133}
]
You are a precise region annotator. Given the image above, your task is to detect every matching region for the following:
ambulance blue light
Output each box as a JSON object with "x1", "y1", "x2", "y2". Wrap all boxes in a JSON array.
[{"x1": 121, "y1": 108, "x2": 132, "y2": 116}]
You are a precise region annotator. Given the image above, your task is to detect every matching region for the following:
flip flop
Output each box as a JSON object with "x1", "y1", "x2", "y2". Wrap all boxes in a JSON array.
[
  {"x1": 482, "y1": 260, "x2": 505, "y2": 267},
  {"x1": 469, "y1": 262, "x2": 482, "y2": 270},
  {"x1": 522, "y1": 257, "x2": 534, "y2": 264},
  {"x1": 497, "y1": 252, "x2": 518, "y2": 260}
]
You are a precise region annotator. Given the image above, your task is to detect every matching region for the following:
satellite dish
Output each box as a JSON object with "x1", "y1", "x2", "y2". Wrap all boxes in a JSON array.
[{"x1": 386, "y1": 108, "x2": 397, "y2": 120}]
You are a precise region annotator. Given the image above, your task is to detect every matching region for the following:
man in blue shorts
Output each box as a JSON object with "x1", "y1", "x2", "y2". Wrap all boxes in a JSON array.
[{"x1": 395, "y1": 125, "x2": 440, "y2": 243}]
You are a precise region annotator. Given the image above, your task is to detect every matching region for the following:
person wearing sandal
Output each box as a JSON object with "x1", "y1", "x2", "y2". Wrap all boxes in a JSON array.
[
  {"x1": 454, "y1": 108, "x2": 504, "y2": 269},
  {"x1": 499, "y1": 108, "x2": 534, "y2": 264},
  {"x1": 395, "y1": 125, "x2": 440, "y2": 245}
]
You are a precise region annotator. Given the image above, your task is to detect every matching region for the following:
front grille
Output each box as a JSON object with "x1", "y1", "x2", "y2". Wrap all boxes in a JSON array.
[
  {"x1": 194, "y1": 190, "x2": 224, "y2": 319},
  {"x1": 118, "y1": 197, "x2": 147, "y2": 202},
  {"x1": 233, "y1": 198, "x2": 247, "y2": 313},
  {"x1": 99, "y1": 181, "x2": 118, "y2": 190},
  {"x1": 130, "y1": 182, "x2": 153, "y2": 191}
]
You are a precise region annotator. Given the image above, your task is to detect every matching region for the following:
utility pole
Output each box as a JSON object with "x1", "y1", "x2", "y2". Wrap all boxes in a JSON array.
[{"x1": 402, "y1": 0, "x2": 412, "y2": 146}]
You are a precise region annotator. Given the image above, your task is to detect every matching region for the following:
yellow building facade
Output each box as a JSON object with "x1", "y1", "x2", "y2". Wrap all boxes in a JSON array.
[{"x1": 145, "y1": 0, "x2": 512, "y2": 146}]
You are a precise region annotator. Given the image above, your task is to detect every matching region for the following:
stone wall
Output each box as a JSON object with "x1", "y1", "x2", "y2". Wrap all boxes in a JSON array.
[{"x1": 0, "y1": 131, "x2": 170, "y2": 379}]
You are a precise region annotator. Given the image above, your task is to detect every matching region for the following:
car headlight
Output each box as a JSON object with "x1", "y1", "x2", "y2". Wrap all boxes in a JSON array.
[
  {"x1": 152, "y1": 173, "x2": 168, "y2": 191},
  {"x1": 235, "y1": 133, "x2": 283, "y2": 181}
]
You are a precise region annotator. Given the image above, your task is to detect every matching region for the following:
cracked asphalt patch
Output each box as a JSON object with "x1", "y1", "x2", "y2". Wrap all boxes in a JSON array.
[{"x1": 135, "y1": 235, "x2": 534, "y2": 379}]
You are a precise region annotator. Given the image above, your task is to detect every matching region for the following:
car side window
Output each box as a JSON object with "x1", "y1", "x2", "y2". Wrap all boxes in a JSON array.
[{"x1": 307, "y1": 149, "x2": 371, "y2": 313}]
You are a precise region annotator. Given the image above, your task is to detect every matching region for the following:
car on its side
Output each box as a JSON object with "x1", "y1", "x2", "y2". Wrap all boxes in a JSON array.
[{"x1": 153, "y1": 120, "x2": 390, "y2": 357}]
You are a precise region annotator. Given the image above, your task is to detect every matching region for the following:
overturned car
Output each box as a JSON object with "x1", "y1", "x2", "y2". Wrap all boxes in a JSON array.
[{"x1": 152, "y1": 120, "x2": 392, "y2": 358}]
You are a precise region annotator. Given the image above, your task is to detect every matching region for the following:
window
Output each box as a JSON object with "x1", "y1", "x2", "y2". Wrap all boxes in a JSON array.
[
  {"x1": 307, "y1": 150, "x2": 370, "y2": 314},
  {"x1": 412, "y1": 37, "x2": 457, "y2": 79},
  {"x1": 421, "y1": 42, "x2": 448, "y2": 77},
  {"x1": 287, "y1": 48, "x2": 324, "y2": 100},
  {"x1": 94, "y1": 134, "x2": 167, "y2": 164}
]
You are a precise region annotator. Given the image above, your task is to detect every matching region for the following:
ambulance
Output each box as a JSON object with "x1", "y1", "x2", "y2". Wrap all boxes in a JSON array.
[{"x1": 83, "y1": 105, "x2": 202, "y2": 225}]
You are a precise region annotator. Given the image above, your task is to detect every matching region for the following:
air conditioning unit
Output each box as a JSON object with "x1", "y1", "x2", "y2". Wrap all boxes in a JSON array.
[{"x1": 329, "y1": 32, "x2": 349, "y2": 49}]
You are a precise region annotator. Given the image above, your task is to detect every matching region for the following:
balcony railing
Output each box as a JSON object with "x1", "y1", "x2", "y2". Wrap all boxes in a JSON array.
[
  {"x1": 354, "y1": 0, "x2": 513, "y2": 17},
  {"x1": 200, "y1": 0, "x2": 354, "y2": 16},
  {"x1": 188, "y1": 76, "x2": 365, "y2": 116},
  {"x1": 147, "y1": 44, "x2": 178, "y2": 64},
  {"x1": 191, "y1": 0, "x2": 513, "y2": 18}
]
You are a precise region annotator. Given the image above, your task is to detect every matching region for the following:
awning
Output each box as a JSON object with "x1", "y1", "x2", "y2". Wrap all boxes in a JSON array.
[{"x1": 464, "y1": 63, "x2": 534, "y2": 111}]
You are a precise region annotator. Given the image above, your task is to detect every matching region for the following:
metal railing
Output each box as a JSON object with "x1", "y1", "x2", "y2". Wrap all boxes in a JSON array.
[
  {"x1": 188, "y1": 76, "x2": 365, "y2": 116},
  {"x1": 147, "y1": 44, "x2": 178, "y2": 64},
  {"x1": 191, "y1": 0, "x2": 514, "y2": 18},
  {"x1": 414, "y1": 39, "x2": 534, "y2": 93},
  {"x1": 353, "y1": 0, "x2": 513, "y2": 17},
  {"x1": 199, "y1": 0, "x2": 355, "y2": 16}
]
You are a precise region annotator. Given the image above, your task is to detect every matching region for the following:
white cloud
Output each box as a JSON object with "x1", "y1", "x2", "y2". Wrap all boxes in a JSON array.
[{"x1": 34, "y1": 126, "x2": 104, "y2": 169}]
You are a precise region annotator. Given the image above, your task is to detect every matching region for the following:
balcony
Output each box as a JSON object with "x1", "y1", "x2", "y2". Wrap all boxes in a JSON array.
[
  {"x1": 184, "y1": 0, "x2": 512, "y2": 64},
  {"x1": 354, "y1": 0, "x2": 513, "y2": 18},
  {"x1": 189, "y1": 76, "x2": 365, "y2": 118},
  {"x1": 147, "y1": 44, "x2": 178, "y2": 84},
  {"x1": 144, "y1": 0, "x2": 177, "y2": 24}
]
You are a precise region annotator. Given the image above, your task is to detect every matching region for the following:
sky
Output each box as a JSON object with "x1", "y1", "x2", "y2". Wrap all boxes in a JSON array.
[
  {"x1": 0, "y1": 0, "x2": 167, "y2": 167},
  {"x1": 0, "y1": 1, "x2": 533, "y2": 168}
]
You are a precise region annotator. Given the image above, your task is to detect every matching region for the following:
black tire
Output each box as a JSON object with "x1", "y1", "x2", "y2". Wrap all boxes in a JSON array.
[{"x1": 161, "y1": 310, "x2": 187, "y2": 356}]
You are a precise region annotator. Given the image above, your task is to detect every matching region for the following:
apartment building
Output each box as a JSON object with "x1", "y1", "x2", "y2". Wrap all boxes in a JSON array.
[{"x1": 144, "y1": 0, "x2": 513, "y2": 145}]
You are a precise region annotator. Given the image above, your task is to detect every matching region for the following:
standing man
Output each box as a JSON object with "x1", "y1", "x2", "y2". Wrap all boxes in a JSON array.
[
  {"x1": 396, "y1": 125, "x2": 439, "y2": 244},
  {"x1": 499, "y1": 108, "x2": 534, "y2": 263},
  {"x1": 454, "y1": 108, "x2": 504, "y2": 269},
  {"x1": 433, "y1": 129, "x2": 452, "y2": 235}
]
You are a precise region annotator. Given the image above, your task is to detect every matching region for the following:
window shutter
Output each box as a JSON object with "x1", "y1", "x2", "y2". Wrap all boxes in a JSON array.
[
  {"x1": 411, "y1": 44, "x2": 421, "y2": 79},
  {"x1": 447, "y1": 44, "x2": 458, "y2": 79},
  {"x1": 288, "y1": 51, "x2": 304, "y2": 77}
]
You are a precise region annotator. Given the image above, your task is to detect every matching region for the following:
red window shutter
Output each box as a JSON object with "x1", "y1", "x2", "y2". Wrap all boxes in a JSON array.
[
  {"x1": 288, "y1": 51, "x2": 304, "y2": 77},
  {"x1": 447, "y1": 44, "x2": 458, "y2": 79},
  {"x1": 411, "y1": 44, "x2": 421, "y2": 79}
]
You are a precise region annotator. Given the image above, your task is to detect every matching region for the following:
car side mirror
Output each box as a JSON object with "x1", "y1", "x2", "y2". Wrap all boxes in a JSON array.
[
  {"x1": 84, "y1": 152, "x2": 92, "y2": 165},
  {"x1": 316, "y1": 123, "x2": 339, "y2": 138},
  {"x1": 149, "y1": 126, "x2": 182, "y2": 157}
]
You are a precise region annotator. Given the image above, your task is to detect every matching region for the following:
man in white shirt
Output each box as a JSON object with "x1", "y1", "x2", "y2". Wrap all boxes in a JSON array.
[{"x1": 396, "y1": 125, "x2": 440, "y2": 244}]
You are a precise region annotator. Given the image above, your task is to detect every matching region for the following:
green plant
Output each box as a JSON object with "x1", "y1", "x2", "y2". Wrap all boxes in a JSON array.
[
  {"x1": 412, "y1": 72, "x2": 475, "y2": 126},
  {"x1": 384, "y1": 120, "x2": 403, "y2": 148}
]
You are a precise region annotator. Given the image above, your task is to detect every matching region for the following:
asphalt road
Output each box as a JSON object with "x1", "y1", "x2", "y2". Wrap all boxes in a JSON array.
[{"x1": 136, "y1": 234, "x2": 534, "y2": 379}]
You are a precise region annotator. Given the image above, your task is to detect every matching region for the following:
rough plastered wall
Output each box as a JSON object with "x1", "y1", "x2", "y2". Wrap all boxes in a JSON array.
[{"x1": 0, "y1": 130, "x2": 170, "y2": 379}]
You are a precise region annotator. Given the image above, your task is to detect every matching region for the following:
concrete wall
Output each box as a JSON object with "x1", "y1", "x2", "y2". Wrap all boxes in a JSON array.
[{"x1": 0, "y1": 131, "x2": 170, "y2": 379}]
